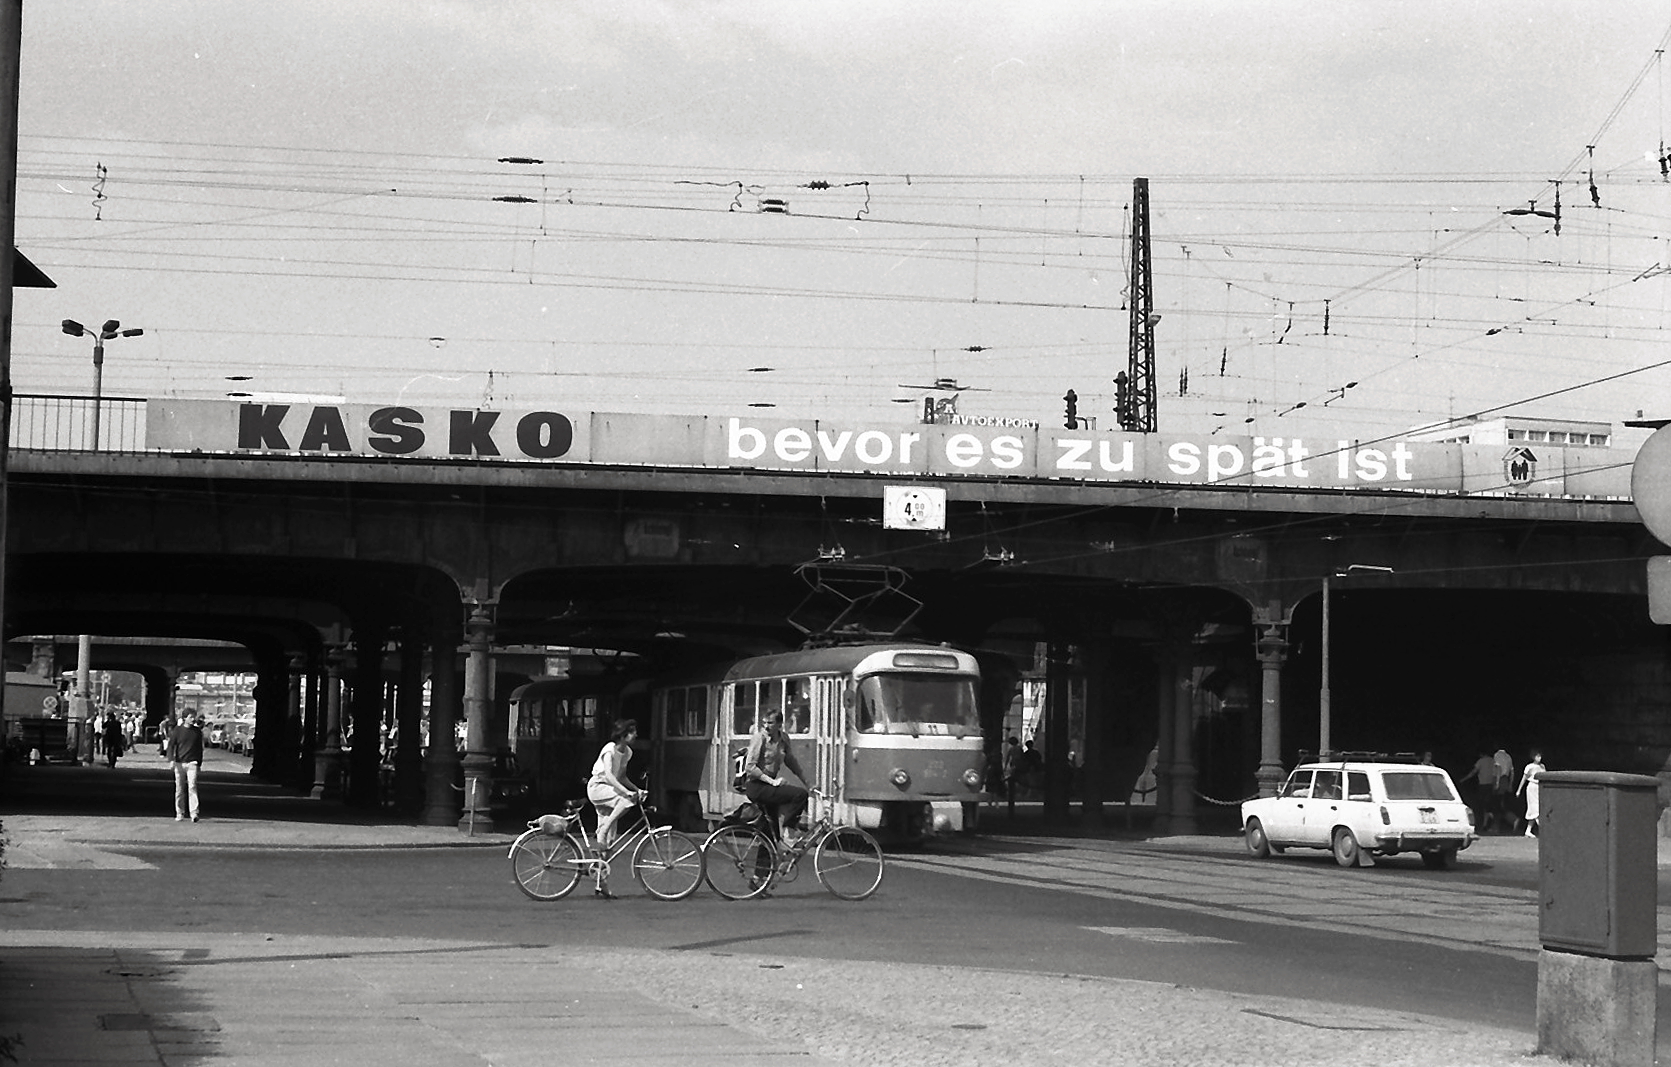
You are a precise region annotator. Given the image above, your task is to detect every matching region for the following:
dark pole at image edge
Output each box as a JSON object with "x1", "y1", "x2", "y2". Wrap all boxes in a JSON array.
[{"x1": 0, "y1": 1, "x2": 24, "y2": 753}]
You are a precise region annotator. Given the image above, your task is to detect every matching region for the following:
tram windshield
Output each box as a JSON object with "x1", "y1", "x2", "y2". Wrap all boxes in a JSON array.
[{"x1": 853, "y1": 673, "x2": 980, "y2": 735}]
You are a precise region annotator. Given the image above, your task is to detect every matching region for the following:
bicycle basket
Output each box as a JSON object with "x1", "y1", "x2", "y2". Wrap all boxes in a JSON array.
[{"x1": 532, "y1": 813, "x2": 577, "y2": 835}]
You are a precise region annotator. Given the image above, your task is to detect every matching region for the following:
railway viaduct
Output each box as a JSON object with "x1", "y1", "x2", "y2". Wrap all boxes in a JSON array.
[{"x1": 5, "y1": 397, "x2": 1667, "y2": 834}]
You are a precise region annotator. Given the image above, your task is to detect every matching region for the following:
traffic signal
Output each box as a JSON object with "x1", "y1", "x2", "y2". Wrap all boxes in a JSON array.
[
  {"x1": 1063, "y1": 389, "x2": 1079, "y2": 429},
  {"x1": 1113, "y1": 371, "x2": 1130, "y2": 430}
]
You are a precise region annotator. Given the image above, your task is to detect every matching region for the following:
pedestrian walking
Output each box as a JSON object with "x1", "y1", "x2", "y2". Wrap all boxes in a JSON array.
[
  {"x1": 101, "y1": 713, "x2": 125, "y2": 769},
  {"x1": 1459, "y1": 750, "x2": 1497, "y2": 831},
  {"x1": 1001, "y1": 736, "x2": 1021, "y2": 816},
  {"x1": 1516, "y1": 750, "x2": 1545, "y2": 837},
  {"x1": 170, "y1": 714, "x2": 206, "y2": 822}
]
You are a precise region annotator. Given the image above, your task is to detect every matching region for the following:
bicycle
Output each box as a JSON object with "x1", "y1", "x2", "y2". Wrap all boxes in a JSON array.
[
  {"x1": 508, "y1": 793, "x2": 705, "y2": 902},
  {"x1": 701, "y1": 787, "x2": 885, "y2": 901}
]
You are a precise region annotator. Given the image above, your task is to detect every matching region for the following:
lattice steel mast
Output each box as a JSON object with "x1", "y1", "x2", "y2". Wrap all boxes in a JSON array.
[{"x1": 1122, "y1": 176, "x2": 1157, "y2": 432}]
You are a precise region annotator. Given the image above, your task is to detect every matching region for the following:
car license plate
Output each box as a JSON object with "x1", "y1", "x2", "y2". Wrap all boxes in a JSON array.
[{"x1": 1419, "y1": 809, "x2": 1437, "y2": 824}]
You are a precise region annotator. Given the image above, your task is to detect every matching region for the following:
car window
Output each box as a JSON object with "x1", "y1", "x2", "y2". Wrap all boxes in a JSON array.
[
  {"x1": 1346, "y1": 771, "x2": 1372, "y2": 801},
  {"x1": 1279, "y1": 770, "x2": 1313, "y2": 798},
  {"x1": 1381, "y1": 771, "x2": 1458, "y2": 801},
  {"x1": 1313, "y1": 770, "x2": 1342, "y2": 800}
]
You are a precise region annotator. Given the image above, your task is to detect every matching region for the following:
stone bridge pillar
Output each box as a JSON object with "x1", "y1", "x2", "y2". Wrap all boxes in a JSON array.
[
  {"x1": 310, "y1": 646, "x2": 345, "y2": 801},
  {"x1": 424, "y1": 621, "x2": 462, "y2": 826},
  {"x1": 281, "y1": 655, "x2": 304, "y2": 786},
  {"x1": 1041, "y1": 639, "x2": 1074, "y2": 823},
  {"x1": 458, "y1": 603, "x2": 496, "y2": 833},
  {"x1": 393, "y1": 625, "x2": 426, "y2": 816},
  {"x1": 1253, "y1": 601, "x2": 1290, "y2": 798},
  {"x1": 347, "y1": 619, "x2": 389, "y2": 809},
  {"x1": 137, "y1": 664, "x2": 177, "y2": 742},
  {"x1": 294, "y1": 651, "x2": 320, "y2": 793},
  {"x1": 1156, "y1": 639, "x2": 1196, "y2": 836}
]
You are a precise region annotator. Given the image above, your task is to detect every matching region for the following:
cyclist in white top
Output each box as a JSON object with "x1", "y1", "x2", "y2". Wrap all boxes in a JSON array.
[
  {"x1": 585, "y1": 718, "x2": 646, "y2": 899},
  {"x1": 588, "y1": 718, "x2": 645, "y2": 848}
]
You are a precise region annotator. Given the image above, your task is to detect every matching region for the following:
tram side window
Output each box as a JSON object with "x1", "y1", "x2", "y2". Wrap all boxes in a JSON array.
[
  {"x1": 687, "y1": 687, "x2": 708, "y2": 736},
  {"x1": 557, "y1": 695, "x2": 597, "y2": 738},
  {"x1": 732, "y1": 682, "x2": 757, "y2": 736},
  {"x1": 665, "y1": 688, "x2": 687, "y2": 738},
  {"x1": 760, "y1": 679, "x2": 784, "y2": 727},
  {"x1": 784, "y1": 677, "x2": 811, "y2": 735},
  {"x1": 855, "y1": 684, "x2": 880, "y2": 733}
]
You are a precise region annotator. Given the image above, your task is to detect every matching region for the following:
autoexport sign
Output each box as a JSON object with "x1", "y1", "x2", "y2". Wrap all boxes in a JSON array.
[{"x1": 144, "y1": 400, "x2": 1628, "y2": 497}]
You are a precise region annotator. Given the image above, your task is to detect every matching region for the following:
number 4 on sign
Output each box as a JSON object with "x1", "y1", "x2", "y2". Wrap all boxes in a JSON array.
[{"x1": 883, "y1": 485, "x2": 946, "y2": 531}]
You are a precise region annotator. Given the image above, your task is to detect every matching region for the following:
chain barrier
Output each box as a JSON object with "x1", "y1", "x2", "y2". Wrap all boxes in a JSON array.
[{"x1": 1193, "y1": 788, "x2": 1260, "y2": 806}]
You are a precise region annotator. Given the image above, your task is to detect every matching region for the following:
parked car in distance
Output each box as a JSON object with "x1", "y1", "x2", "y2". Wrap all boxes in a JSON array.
[{"x1": 1242, "y1": 760, "x2": 1475, "y2": 869}]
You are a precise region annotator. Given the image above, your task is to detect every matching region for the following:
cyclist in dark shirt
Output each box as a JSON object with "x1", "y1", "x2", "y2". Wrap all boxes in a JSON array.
[{"x1": 740, "y1": 709, "x2": 809, "y2": 841}]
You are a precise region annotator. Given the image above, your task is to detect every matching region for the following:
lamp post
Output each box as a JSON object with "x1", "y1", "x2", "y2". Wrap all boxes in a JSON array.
[
  {"x1": 1320, "y1": 564, "x2": 1395, "y2": 758},
  {"x1": 61, "y1": 318, "x2": 142, "y2": 450}
]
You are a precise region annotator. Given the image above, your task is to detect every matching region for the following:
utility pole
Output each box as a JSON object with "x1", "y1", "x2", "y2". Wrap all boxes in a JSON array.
[
  {"x1": 0, "y1": 1, "x2": 21, "y2": 767},
  {"x1": 1124, "y1": 176, "x2": 1158, "y2": 432}
]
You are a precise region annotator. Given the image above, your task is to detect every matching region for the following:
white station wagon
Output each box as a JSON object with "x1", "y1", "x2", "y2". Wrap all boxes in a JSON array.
[{"x1": 1241, "y1": 761, "x2": 1475, "y2": 869}]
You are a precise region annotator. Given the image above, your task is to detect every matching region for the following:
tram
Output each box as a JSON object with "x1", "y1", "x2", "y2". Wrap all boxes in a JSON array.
[
  {"x1": 511, "y1": 642, "x2": 988, "y2": 843},
  {"x1": 654, "y1": 642, "x2": 986, "y2": 842},
  {"x1": 508, "y1": 668, "x2": 651, "y2": 816}
]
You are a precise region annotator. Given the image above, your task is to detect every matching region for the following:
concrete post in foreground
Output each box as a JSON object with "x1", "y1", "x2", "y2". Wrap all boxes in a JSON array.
[{"x1": 1535, "y1": 770, "x2": 1658, "y2": 1067}]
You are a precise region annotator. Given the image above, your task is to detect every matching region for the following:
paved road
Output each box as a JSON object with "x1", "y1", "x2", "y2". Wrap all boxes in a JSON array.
[{"x1": 0, "y1": 754, "x2": 1654, "y2": 1066}]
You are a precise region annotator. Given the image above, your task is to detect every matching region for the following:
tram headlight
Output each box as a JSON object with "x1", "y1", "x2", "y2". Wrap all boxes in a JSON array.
[
  {"x1": 961, "y1": 768, "x2": 982, "y2": 789},
  {"x1": 889, "y1": 768, "x2": 911, "y2": 789}
]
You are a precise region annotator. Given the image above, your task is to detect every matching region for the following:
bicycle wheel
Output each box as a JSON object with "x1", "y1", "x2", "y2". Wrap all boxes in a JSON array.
[
  {"x1": 510, "y1": 832, "x2": 585, "y2": 901},
  {"x1": 633, "y1": 828, "x2": 705, "y2": 901},
  {"x1": 702, "y1": 825, "x2": 776, "y2": 900},
  {"x1": 812, "y1": 827, "x2": 884, "y2": 900}
]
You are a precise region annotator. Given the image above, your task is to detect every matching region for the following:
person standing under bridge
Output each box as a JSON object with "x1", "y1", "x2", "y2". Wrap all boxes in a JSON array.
[
  {"x1": 101, "y1": 713, "x2": 125, "y2": 769},
  {"x1": 1459, "y1": 750, "x2": 1498, "y2": 831},
  {"x1": 169, "y1": 714, "x2": 205, "y2": 822}
]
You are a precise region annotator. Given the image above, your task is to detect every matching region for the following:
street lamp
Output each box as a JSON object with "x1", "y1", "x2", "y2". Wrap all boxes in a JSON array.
[
  {"x1": 1319, "y1": 563, "x2": 1395, "y2": 758},
  {"x1": 61, "y1": 318, "x2": 142, "y2": 450}
]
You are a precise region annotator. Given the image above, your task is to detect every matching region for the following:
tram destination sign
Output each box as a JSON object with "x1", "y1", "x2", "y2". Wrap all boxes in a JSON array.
[{"x1": 146, "y1": 399, "x2": 1629, "y2": 497}]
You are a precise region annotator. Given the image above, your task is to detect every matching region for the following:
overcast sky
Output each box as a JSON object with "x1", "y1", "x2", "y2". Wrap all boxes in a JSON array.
[{"x1": 14, "y1": 2, "x2": 1671, "y2": 442}]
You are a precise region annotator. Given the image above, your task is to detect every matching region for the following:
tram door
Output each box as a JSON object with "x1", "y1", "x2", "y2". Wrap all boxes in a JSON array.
[
  {"x1": 809, "y1": 674, "x2": 845, "y2": 819},
  {"x1": 703, "y1": 683, "x2": 727, "y2": 819}
]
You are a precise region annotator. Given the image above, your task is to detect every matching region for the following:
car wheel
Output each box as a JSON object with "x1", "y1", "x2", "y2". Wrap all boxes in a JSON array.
[
  {"x1": 1245, "y1": 818, "x2": 1272, "y2": 858},
  {"x1": 1421, "y1": 847, "x2": 1456, "y2": 871},
  {"x1": 1331, "y1": 827, "x2": 1362, "y2": 868}
]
